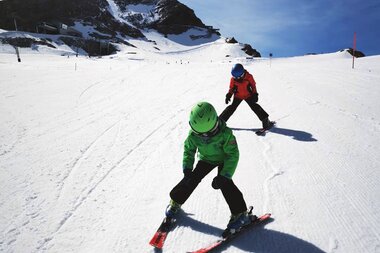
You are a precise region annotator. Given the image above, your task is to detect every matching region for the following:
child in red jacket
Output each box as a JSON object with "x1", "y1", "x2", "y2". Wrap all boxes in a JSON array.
[{"x1": 220, "y1": 63, "x2": 274, "y2": 129}]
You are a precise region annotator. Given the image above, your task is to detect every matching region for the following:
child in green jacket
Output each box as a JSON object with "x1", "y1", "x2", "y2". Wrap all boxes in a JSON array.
[{"x1": 165, "y1": 101, "x2": 251, "y2": 235}]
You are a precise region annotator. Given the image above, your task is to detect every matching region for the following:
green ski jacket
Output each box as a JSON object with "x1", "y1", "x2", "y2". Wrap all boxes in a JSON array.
[{"x1": 183, "y1": 120, "x2": 239, "y2": 179}]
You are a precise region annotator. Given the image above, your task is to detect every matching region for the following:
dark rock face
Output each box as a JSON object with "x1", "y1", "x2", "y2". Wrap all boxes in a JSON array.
[
  {"x1": 225, "y1": 37, "x2": 261, "y2": 57},
  {"x1": 344, "y1": 48, "x2": 365, "y2": 57},
  {"x1": 0, "y1": 0, "x2": 143, "y2": 38},
  {"x1": 60, "y1": 37, "x2": 119, "y2": 56},
  {"x1": 242, "y1": 44, "x2": 261, "y2": 57},
  {"x1": 0, "y1": 0, "x2": 260, "y2": 57},
  {"x1": 114, "y1": 0, "x2": 158, "y2": 11},
  {"x1": 0, "y1": 0, "x2": 207, "y2": 36},
  {"x1": 225, "y1": 37, "x2": 238, "y2": 44},
  {"x1": 0, "y1": 37, "x2": 56, "y2": 48},
  {"x1": 0, "y1": 36, "x2": 120, "y2": 56},
  {"x1": 152, "y1": 0, "x2": 206, "y2": 34}
]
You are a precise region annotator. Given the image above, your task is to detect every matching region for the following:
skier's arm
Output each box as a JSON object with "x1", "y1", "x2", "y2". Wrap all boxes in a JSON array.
[
  {"x1": 247, "y1": 74, "x2": 257, "y2": 94},
  {"x1": 225, "y1": 79, "x2": 237, "y2": 104},
  {"x1": 228, "y1": 78, "x2": 237, "y2": 94},
  {"x1": 183, "y1": 134, "x2": 197, "y2": 171},
  {"x1": 220, "y1": 131, "x2": 239, "y2": 179}
]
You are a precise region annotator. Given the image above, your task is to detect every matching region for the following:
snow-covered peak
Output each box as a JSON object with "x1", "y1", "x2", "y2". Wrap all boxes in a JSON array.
[
  {"x1": 0, "y1": 0, "x2": 263, "y2": 58},
  {"x1": 105, "y1": 0, "x2": 159, "y2": 28}
]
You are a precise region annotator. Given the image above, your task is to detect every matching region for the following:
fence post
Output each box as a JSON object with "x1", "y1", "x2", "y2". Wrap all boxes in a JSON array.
[{"x1": 13, "y1": 18, "x2": 21, "y2": 62}]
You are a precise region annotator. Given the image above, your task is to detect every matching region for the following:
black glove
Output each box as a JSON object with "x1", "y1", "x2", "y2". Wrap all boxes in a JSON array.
[
  {"x1": 247, "y1": 84, "x2": 253, "y2": 94},
  {"x1": 232, "y1": 85, "x2": 238, "y2": 94},
  {"x1": 225, "y1": 93, "x2": 232, "y2": 104},
  {"x1": 212, "y1": 175, "x2": 230, "y2": 189}
]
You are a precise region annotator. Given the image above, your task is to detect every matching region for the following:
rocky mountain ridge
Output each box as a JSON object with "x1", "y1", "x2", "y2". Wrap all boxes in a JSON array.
[{"x1": 0, "y1": 0, "x2": 261, "y2": 57}]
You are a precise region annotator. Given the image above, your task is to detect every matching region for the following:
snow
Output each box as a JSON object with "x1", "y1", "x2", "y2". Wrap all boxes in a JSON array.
[
  {"x1": 126, "y1": 4, "x2": 156, "y2": 14},
  {"x1": 165, "y1": 27, "x2": 220, "y2": 46},
  {"x1": 105, "y1": 0, "x2": 158, "y2": 28},
  {"x1": 0, "y1": 39, "x2": 380, "y2": 253},
  {"x1": 0, "y1": 31, "x2": 81, "y2": 56},
  {"x1": 72, "y1": 22, "x2": 111, "y2": 39},
  {"x1": 105, "y1": 0, "x2": 129, "y2": 25}
]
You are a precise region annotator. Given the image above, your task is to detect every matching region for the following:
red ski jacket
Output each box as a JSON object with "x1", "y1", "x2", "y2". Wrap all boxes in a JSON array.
[{"x1": 227, "y1": 70, "x2": 257, "y2": 100}]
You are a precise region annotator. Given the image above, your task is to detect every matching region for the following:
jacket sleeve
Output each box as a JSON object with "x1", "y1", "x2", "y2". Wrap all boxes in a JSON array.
[
  {"x1": 220, "y1": 131, "x2": 239, "y2": 179},
  {"x1": 228, "y1": 78, "x2": 237, "y2": 94},
  {"x1": 183, "y1": 133, "x2": 197, "y2": 171},
  {"x1": 247, "y1": 74, "x2": 257, "y2": 93}
]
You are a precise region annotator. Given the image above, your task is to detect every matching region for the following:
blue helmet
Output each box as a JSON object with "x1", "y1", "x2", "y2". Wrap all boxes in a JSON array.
[{"x1": 231, "y1": 63, "x2": 245, "y2": 78}]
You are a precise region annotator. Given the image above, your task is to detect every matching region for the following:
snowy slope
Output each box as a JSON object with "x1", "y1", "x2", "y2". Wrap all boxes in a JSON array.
[{"x1": 0, "y1": 43, "x2": 379, "y2": 253}]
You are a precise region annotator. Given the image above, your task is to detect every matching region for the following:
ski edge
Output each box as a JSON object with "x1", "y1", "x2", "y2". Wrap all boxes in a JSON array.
[{"x1": 188, "y1": 212, "x2": 272, "y2": 253}]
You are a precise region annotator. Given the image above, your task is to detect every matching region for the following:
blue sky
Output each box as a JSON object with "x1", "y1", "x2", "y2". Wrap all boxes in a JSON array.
[{"x1": 179, "y1": 0, "x2": 380, "y2": 57}]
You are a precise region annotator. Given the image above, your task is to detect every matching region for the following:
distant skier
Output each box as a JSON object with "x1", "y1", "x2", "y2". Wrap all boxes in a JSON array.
[
  {"x1": 220, "y1": 63, "x2": 274, "y2": 130},
  {"x1": 165, "y1": 101, "x2": 252, "y2": 235}
]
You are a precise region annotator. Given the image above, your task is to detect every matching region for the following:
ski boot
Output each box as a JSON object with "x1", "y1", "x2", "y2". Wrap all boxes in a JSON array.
[
  {"x1": 222, "y1": 210, "x2": 252, "y2": 238},
  {"x1": 165, "y1": 199, "x2": 181, "y2": 218},
  {"x1": 262, "y1": 117, "x2": 275, "y2": 130}
]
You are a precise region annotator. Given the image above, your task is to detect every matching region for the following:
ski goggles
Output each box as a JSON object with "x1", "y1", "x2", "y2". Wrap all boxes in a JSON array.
[{"x1": 191, "y1": 120, "x2": 220, "y2": 138}]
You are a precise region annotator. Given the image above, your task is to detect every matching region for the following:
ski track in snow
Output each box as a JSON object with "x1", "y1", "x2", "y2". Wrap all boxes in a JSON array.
[
  {"x1": 0, "y1": 48, "x2": 379, "y2": 253},
  {"x1": 37, "y1": 107, "x2": 185, "y2": 251},
  {"x1": 56, "y1": 118, "x2": 122, "y2": 200},
  {"x1": 260, "y1": 135, "x2": 285, "y2": 212}
]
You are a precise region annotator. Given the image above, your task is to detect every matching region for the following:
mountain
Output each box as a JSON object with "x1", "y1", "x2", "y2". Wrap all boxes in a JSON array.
[
  {"x1": 0, "y1": 0, "x2": 141, "y2": 36},
  {"x1": 0, "y1": 0, "x2": 261, "y2": 57},
  {"x1": 0, "y1": 0, "x2": 204, "y2": 37}
]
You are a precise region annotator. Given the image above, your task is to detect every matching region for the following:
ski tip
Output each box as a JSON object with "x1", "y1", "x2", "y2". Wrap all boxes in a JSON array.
[
  {"x1": 149, "y1": 232, "x2": 167, "y2": 249},
  {"x1": 149, "y1": 242, "x2": 162, "y2": 249},
  {"x1": 258, "y1": 213, "x2": 272, "y2": 222},
  {"x1": 149, "y1": 240, "x2": 163, "y2": 249}
]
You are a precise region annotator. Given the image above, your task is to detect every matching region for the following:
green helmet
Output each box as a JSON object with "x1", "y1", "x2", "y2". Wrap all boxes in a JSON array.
[{"x1": 189, "y1": 102, "x2": 218, "y2": 133}]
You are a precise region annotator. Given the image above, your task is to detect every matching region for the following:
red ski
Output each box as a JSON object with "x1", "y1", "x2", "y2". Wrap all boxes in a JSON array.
[
  {"x1": 149, "y1": 217, "x2": 175, "y2": 249},
  {"x1": 188, "y1": 213, "x2": 272, "y2": 253}
]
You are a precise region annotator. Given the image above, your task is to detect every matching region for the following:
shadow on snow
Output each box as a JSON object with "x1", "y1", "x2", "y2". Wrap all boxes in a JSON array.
[
  {"x1": 231, "y1": 126, "x2": 318, "y2": 142},
  {"x1": 176, "y1": 214, "x2": 326, "y2": 253}
]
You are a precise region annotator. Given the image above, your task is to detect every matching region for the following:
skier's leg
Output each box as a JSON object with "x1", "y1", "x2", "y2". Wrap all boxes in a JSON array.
[
  {"x1": 217, "y1": 167, "x2": 247, "y2": 215},
  {"x1": 170, "y1": 161, "x2": 216, "y2": 205},
  {"x1": 219, "y1": 97, "x2": 242, "y2": 122},
  {"x1": 220, "y1": 180, "x2": 248, "y2": 215},
  {"x1": 245, "y1": 95, "x2": 269, "y2": 122}
]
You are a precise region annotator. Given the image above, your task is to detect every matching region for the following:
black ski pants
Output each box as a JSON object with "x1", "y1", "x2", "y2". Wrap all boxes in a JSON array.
[
  {"x1": 219, "y1": 95, "x2": 269, "y2": 122},
  {"x1": 169, "y1": 160, "x2": 247, "y2": 215}
]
